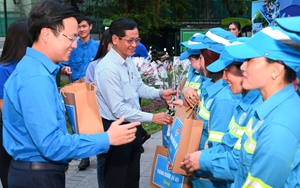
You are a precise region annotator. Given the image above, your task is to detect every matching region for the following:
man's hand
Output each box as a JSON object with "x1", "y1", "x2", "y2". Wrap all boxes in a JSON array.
[
  {"x1": 181, "y1": 151, "x2": 202, "y2": 172},
  {"x1": 61, "y1": 66, "x2": 72, "y2": 75},
  {"x1": 152, "y1": 112, "x2": 173, "y2": 125},
  {"x1": 107, "y1": 116, "x2": 140, "y2": 146},
  {"x1": 183, "y1": 88, "x2": 199, "y2": 108},
  {"x1": 161, "y1": 89, "x2": 177, "y2": 100}
]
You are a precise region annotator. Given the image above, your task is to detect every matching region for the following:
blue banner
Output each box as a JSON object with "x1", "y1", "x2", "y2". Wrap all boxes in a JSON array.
[
  {"x1": 153, "y1": 154, "x2": 186, "y2": 188},
  {"x1": 162, "y1": 125, "x2": 170, "y2": 146},
  {"x1": 65, "y1": 105, "x2": 77, "y2": 134},
  {"x1": 168, "y1": 117, "x2": 183, "y2": 165}
]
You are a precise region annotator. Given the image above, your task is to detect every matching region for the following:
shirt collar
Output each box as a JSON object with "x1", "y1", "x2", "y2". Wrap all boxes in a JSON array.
[
  {"x1": 205, "y1": 79, "x2": 227, "y2": 97},
  {"x1": 26, "y1": 47, "x2": 59, "y2": 74},
  {"x1": 239, "y1": 89, "x2": 262, "y2": 111},
  {"x1": 78, "y1": 38, "x2": 93, "y2": 48},
  {"x1": 110, "y1": 47, "x2": 128, "y2": 65},
  {"x1": 255, "y1": 83, "x2": 295, "y2": 120}
]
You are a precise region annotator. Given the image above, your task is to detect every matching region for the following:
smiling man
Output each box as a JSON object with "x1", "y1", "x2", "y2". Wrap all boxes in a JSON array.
[
  {"x1": 94, "y1": 18, "x2": 176, "y2": 188},
  {"x1": 60, "y1": 15, "x2": 99, "y2": 83},
  {"x1": 2, "y1": 1, "x2": 140, "y2": 187}
]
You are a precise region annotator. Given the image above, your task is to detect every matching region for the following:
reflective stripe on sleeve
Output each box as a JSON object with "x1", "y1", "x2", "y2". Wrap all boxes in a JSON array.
[
  {"x1": 229, "y1": 116, "x2": 246, "y2": 138},
  {"x1": 244, "y1": 136, "x2": 256, "y2": 154},
  {"x1": 242, "y1": 173, "x2": 272, "y2": 188},
  {"x1": 208, "y1": 131, "x2": 225, "y2": 143},
  {"x1": 234, "y1": 137, "x2": 242, "y2": 150},
  {"x1": 198, "y1": 98, "x2": 210, "y2": 120}
]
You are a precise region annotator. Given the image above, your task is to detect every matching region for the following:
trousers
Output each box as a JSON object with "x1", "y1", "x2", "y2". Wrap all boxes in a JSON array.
[{"x1": 102, "y1": 118, "x2": 142, "y2": 188}]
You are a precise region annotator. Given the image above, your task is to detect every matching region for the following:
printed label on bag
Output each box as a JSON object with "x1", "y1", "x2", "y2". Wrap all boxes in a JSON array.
[
  {"x1": 65, "y1": 105, "x2": 77, "y2": 134},
  {"x1": 162, "y1": 125, "x2": 170, "y2": 146},
  {"x1": 153, "y1": 154, "x2": 185, "y2": 188},
  {"x1": 168, "y1": 117, "x2": 183, "y2": 165}
]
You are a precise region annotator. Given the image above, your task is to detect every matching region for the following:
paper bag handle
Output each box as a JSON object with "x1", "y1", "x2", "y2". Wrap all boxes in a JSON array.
[{"x1": 60, "y1": 82, "x2": 96, "y2": 98}]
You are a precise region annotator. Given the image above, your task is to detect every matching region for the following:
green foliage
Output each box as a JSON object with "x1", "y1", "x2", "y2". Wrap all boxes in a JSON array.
[
  {"x1": 221, "y1": 0, "x2": 248, "y2": 17},
  {"x1": 141, "y1": 99, "x2": 152, "y2": 107},
  {"x1": 60, "y1": 79, "x2": 70, "y2": 87},
  {"x1": 142, "y1": 107, "x2": 167, "y2": 133},
  {"x1": 253, "y1": 10, "x2": 269, "y2": 27},
  {"x1": 67, "y1": 0, "x2": 192, "y2": 36}
]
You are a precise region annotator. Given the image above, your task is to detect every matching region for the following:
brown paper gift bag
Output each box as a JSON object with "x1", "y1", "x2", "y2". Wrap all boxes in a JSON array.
[
  {"x1": 60, "y1": 82, "x2": 103, "y2": 134},
  {"x1": 150, "y1": 145, "x2": 192, "y2": 188},
  {"x1": 168, "y1": 106, "x2": 203, "y2": 176}
]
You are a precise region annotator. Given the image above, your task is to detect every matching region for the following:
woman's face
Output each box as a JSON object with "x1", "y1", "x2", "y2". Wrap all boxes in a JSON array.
[
  {"x1": 228, "y1": 24, "x2": 240, "y2": 37},
  {"x1": 240, "y1": 57, "x2": 273, "y2": 90},
  {"x1": 199, "y1": 54, "x2": 209, "y2": 77},
  {"x1": 223, "y1": 64, "x2": 243, "y2": 94},
  {"x1": 188, "y1": 55, "x2": 201, "y2": 71}
]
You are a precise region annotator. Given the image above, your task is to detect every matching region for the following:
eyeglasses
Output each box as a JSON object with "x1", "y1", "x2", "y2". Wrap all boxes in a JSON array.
[
  {"x1": 58, "y1": 32, "x2": 80, "y2": 44},
  {"x1": 118, "y1": 36, "x2": 141, "y2": 45}
]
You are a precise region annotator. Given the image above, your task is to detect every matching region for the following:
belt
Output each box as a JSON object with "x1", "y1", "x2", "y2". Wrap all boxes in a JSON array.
[{"x1": 11, "y1": 160, "x2": 68, "y2": 172}]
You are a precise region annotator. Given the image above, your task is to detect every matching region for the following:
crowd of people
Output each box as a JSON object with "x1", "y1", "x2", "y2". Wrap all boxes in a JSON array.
[{"x1": 0, "y1": 0, "x2": 300, "y2": 187}]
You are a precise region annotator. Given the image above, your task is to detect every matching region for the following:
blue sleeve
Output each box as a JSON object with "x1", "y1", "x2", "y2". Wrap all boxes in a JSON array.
[
  {"x1": 0, "y1": 66, "x2": 10, "y2": 99},
  {"x1": 19, "y1": 76, "x2": 110, "y2": 161},
  {"x1": 200, "y1": 143, "x2": 240, "y2": 180},
  {"x1": 85, "y1": 61, "x2": 97, "y2": 83},
  {"x1": 97, "y1": 68, "x2": 153, "y2": 122},
  {"x1": 243, "y1": 124, "x2": 299, "y2": 187},
  {"x1": 208, "y1": 99, "x2": 235, "y2": 147},
  {"x1": 285, "y1": 149, "x2": 300, "y2": 188}
]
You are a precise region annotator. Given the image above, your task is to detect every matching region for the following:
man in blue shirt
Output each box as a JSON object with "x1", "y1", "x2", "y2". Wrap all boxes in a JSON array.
[
  {"x1": 133, "y1": 42, "x2": 149, "y2": 59},
  {"x1": 2, "y1": 1, "x2": 139, "y2": 187},
  {"x1": 60, "y1": 14, "x2": 100, "y2": 83},
  {"x1": 94, "y1": 17, "x2": 176, "y2": 188}
]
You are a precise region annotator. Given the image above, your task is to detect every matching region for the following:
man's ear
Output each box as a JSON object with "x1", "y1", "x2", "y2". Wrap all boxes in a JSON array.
[
  {"x1": 40, "y1": 28, "x2": 51, "y2": 43},
  {"x1": 89, "y1": 24, "x2": 93, "y2": 31},
  {"x1": 112, "y1": 34, "x2": 119, "y2": 45}
]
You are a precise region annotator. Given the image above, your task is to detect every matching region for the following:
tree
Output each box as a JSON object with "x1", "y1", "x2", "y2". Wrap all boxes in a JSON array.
[
  {"x1": 65, "y1": 0, "x2": 193, "y2": 36},
  {"x1": 221, "y1": 0, "x2": 248, "y2": 17}
]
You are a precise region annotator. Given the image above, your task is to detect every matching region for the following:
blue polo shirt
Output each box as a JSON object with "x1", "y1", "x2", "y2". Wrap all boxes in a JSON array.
[
  {"x1": 2, "y1": 47, "x2": 109, "y2": 164},
  {"x1": 183, "y1": 66, "x2": 206, "y2": 97},
  {"x1": 232, "y1": 84, "x2": 300, "y2": 188},
  {"x1": 199, "y1": 90, "x2": 262, "y2": 181},
  {"x1": 190, "y1": 79, "x2": 241, "y2": 188},
  {"x1": 60, "y1": 38, "x2": 99, "y2": 82},
  {"x1": 0, "y1": 61, "x2": 18, "y2": 99},
  {"x1": 197, "y1": 79, "x2": 242, "y2": 150}
]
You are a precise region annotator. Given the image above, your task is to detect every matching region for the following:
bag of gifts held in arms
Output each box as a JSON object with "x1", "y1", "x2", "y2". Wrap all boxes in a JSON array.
[
  {"x1": 168, "y1": 106, "x2": 203, "y2": 176},
  {"x1": 60, "y1": 80, "x2": 103, "y2": 134},
  {"x1": 150, "y1": 145, "x2": 192, "y2": 188}
]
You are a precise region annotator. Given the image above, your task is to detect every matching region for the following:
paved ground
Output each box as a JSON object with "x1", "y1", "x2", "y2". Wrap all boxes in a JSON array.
[{"x1": 0, "y1": 130, "x2": 162, "y2": 188}]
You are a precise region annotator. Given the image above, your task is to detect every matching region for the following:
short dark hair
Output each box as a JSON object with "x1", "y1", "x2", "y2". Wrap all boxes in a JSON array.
[
  {"x1": 77, "y1": 14, "x2": 92, "y2": 25},
  {"x1": 93, "y1": 29, "x2": 112, "y2": 60},
  {"x1": 109, "y1": 17, "x2": 138, "y2": 38},
  {"x1": 28, "y1": 0, "x2": 79, "y2": 42},
  {"x1": 0, "y1": 20, "x2": 32, "y2": 65}
]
